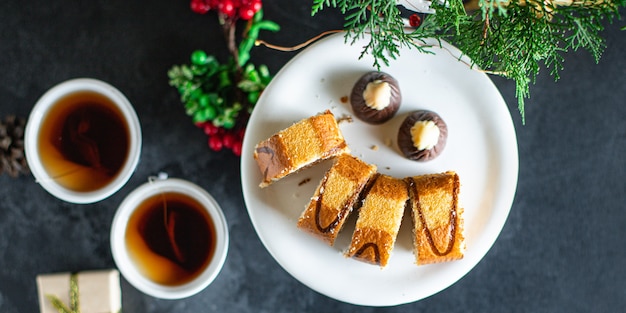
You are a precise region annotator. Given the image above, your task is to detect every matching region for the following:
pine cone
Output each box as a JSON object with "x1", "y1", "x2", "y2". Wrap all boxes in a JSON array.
[{"x1": 0, "y1": 115, "x2": 29, "y2": 177}]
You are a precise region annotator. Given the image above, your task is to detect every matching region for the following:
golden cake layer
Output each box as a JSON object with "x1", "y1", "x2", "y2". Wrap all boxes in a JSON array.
[
  {"x1": 254, "y1": 110, "x2": 349, "y2": 188},
  {"x1": 346, "y1": 174, "x2": 408, "y2": 267},
  {"x1": 405, "y1": 171, "x2": 465, "y2": 265},
  {"x1": 297, "y1": 154, "x2": 377, "y2": 245}
]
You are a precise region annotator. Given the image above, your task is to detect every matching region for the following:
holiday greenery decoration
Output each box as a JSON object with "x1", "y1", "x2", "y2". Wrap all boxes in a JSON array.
[
  {"x1": 312, "y1": 0, "x2": 625, "y2": 122},
  {"x1": 169, "y1": 0, "x2": 622, "y2": 156},
  {"x1": 168, "y1": 0, "x2": 279, "y2": 155},
  {"x1": 0, "y1": 115, "x2": 29, "y2": 177}
]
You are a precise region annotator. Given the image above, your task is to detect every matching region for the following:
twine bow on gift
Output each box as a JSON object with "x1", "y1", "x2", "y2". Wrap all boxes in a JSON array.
[{"x1": 44, "y1": 273, "x2": 121, "y2": 313}]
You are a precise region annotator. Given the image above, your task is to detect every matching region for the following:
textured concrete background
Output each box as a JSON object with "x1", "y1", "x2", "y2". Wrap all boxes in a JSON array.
[{"x1": 0, "y1": 1, "x2": 624, "y2": 312}]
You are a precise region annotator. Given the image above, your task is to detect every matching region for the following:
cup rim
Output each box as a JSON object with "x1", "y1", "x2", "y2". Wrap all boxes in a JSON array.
[
  {"x1": 24, "y1": 78, "x2": 142, "y2": 204},
  {"x1": 110, "y1": 178, "x2": 229, "y2": 299}
]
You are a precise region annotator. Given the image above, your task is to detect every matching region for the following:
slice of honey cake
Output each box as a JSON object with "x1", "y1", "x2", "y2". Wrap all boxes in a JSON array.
[
  {"x1": 345, "y1": 174, "x2": 408, "y2": 267},
  {"x1": 253, "y1": 110, "x2": 349, "y2": 188},
  {"x1": 405, "y1": 171, "x2": 465, "y2": 265},
  {"x1": 297, "y1": 154, "x2": 377, "y2": 245}
]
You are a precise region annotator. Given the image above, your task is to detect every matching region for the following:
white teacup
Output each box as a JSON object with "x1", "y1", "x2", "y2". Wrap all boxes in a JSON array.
[
  {"x1": 25, "y1": 78, "x2": 142, "y2": 204},
  {"x1": 110, "y1": 177, "x2": 229, "y2": 299}
]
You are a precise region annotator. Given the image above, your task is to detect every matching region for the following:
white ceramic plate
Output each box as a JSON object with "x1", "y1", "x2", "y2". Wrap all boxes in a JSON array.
[{"x1": 240, "y1": 33, "x2": 518, "y2": 306}]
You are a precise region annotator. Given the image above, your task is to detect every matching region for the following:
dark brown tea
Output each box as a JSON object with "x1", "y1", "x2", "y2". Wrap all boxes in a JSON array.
[
  {"x1": 125, "y1": 192, "x2": 216, "y2": 286},
  {"x1": 37, "y1": 90, "x2": 130, "y2": 192}
]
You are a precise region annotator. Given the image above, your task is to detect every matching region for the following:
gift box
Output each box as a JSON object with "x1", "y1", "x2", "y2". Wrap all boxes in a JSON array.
[{"x1": 36, "y1": 269, "x2": 121, "y2": 313}]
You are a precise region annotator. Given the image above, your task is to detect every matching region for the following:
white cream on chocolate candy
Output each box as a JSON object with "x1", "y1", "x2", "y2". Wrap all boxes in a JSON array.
[
  {"x1": 410, "y1": 120, "x2": 440, "y2": 150},
  {"x1": 362, "y1": 80, "x2": 391, "y2": 110}
]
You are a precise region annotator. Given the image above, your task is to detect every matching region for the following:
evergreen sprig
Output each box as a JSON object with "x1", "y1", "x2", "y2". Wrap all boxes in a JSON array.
[
  {"x1": 312, "y1": 0, "x2": 625, "y2": 121},
  {"x1": 313, "y1": 0, "x2": 435, "y2": 68}
]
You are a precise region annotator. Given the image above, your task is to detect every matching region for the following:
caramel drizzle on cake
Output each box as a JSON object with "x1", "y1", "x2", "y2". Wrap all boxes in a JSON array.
[
  {"x1": 405, "y1": 172, "x2": 465, "y2": 265},
  {"x1": 405, "y1": 176, "x2": 459, "y2": 256},
  {"x1": 353, "y1": 242, "x2": 381, "y2": 265},
  {"x1": 298, "y1": 154, "x2": 377, "y2": 245},
  {"x1": 346, "y1": 174, "x2": 408, "y2": 267},
  {"x1": 313, "y1": 172, "x2": 341, "y2": 233},
  {"x1": 346, "y1": 173, "x2": 381, "y2": 262},
  {"x1": 353, "y1": 173, "x2": 380, "y2": 211}
]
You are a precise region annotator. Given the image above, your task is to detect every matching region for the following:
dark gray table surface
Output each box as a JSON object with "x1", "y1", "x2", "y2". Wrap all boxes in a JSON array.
[{"x1": 1, "y1": 1, "x2": 625, "y2": 312}]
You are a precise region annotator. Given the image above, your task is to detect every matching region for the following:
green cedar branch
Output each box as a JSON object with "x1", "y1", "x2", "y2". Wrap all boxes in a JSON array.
[{"x1": 312, "y1": 0, "x2": 625, "y2": 122}]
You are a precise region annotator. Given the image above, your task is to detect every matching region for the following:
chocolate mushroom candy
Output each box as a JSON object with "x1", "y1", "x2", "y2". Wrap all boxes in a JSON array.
[
  {"x1": 397, "y1": 110, "x2": 448, "y2": 162},
  {"x1": 350, "y1": 71, "x2": 401, "y2": 124}
]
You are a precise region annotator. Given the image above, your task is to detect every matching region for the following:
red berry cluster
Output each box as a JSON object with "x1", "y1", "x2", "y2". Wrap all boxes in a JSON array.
[
  {"x1": 197, "y1": 121, "x2": 245, "y2": 156},
  {"x1": 190, "y1": 0, "x2": 262, "y2": 20}
]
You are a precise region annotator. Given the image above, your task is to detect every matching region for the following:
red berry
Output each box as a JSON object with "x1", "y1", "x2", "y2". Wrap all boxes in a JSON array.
[
  {"x1": 238, "y1": 7, "x2": 255, "y2": 20},
  {"x1": 203, "y1": 123, "x2": 219, "y2": 136},
  {"x1": 208, "y1": 136, "x2": 223, "y2": 151},
  {"x1": 236, "y1": 127, "x2": 246, "y2": 140},
  {"x1": 231, "y1": 141, "x2": 243, "y2": 156},
  {"x1": 219, "y1": 0, "x2": 236, "y2": 16},
  {"x1": 409, "y1": 14, "x2": 422, "y2": 28},
  {"x1": 239, "y1": 0, "x2": 261, "y2": 18},
  {"x1": 222, "y1": 132, "x2": 236, "y2": 149},
  {"x1": 190, "y1": 0, "x2": 210, "y2": 14},
  {"x1": 251, "y1": 0, "x2": 262, "y2": 12}
]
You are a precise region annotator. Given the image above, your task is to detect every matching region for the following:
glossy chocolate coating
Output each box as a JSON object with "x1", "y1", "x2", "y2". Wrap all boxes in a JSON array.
[
  {"x1": 397, "y1": 110, "x2": 447, "y2": 161},
  {"x1": 350, "y1": 71, "x2": 401, "y2": 124}
]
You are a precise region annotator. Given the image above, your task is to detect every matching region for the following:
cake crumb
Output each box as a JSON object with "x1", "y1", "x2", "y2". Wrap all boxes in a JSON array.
[
  {"x1": 298, "y1": 178, "x2": 311, "y2": 186},
  {"x1": 336, "y1": 114, "x2": 353, "y2": 124},
  {"x1": 370, "y1": 145, "x2": 379, "y2": 151},
  {"x1": 340, "y1": 95, "x2": 349, "y2": 103},
  {"x1": 384, "y1": 138, "x2": 393, "y2": 147}
]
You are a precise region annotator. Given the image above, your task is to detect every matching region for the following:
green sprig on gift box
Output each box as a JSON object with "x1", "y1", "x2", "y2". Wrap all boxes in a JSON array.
[
  {"x1": 39, "y1": 271, "x2": 122, "y2": 313},
  {"x1": 45, "y1": 274, "x2": 80, "y2": 313}
]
